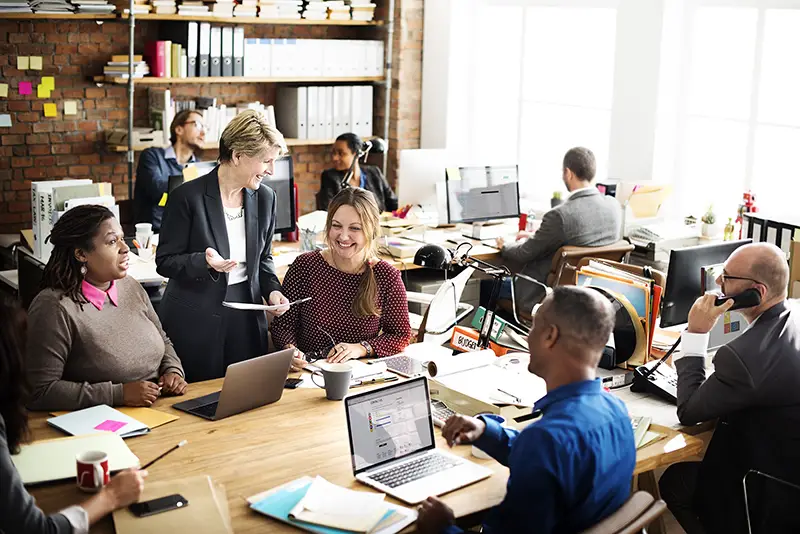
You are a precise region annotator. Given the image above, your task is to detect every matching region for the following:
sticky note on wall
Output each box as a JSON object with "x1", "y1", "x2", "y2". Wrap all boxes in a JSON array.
[
  {"x1": 30, "y1": 56, "x2": 42, "y2": 70},
  {"x1": 37, "y1": 85, "x2": 50, "y2": 98},
  {"x1": 64, "y1": 100, "x2": 77, "y2": 115},
  {"x1": 43, "y1": 103, "x2": 57, "y2": 117},
  {"x1": 0, "y1": 84, "x2": 7, "y2": 98},
  {"x1": 41, "y1": 77, "x2": 55, "y2": 91},
  {"x1": 19, "y1": 81, "x2": 32, "y2": 95},
  {"x1": 17, "y1": 56, "x2": 29, "y2": 70},
  {"x1": 0, "y1": 115, "x2": 11, "y2": 127}
]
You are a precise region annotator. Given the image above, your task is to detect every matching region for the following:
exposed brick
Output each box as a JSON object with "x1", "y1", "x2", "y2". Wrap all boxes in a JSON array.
[
  {"x1": 28, "y1": 145, "x2": 49, "y2": 155},
  {"x1": 85, "y1": 87, "x2": 105, "y2": 99},
  {"x1": 68, "y1": 165, "x2": 90, "y2": 176},
  {"x1": 2, "y1": 135, "x2": 24, "y2": 145},
  {"x1": 7, "y1": 101, "x2": 30, "y2": 112}
]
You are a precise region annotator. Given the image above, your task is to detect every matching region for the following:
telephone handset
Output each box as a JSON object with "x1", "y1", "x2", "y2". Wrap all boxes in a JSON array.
[
  {"x1": 631, "y1": 336, "x2": 681, "y2": 404},
  {"x1": 714, "y1": 288, "x2": 761, "y2": 311}
]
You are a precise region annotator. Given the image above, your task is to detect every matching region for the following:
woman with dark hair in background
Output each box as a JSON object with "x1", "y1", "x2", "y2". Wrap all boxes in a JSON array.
[
  {"x1": 25, "y1": 205, "x2": 186, "y2": 411},
  {"x1": 0, "y1": 296, "x2": 148, "y2": 533},
  {"x1": 316, "y1": 132, "x2": 398, "y2": 213}
]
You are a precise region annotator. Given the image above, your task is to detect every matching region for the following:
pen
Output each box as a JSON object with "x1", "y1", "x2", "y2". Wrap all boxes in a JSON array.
[
  {"x1": 352, "y1": 376, "x2": 399, "y2": 387},
  {"x1": 141, "y1": 440, "x2": 188, "y2": 470},
  {"x1": 132, "y1": 239, "x2": 142, "y2": 250},
  {"x1": 497, "y1": 388, "x2": 521, "y2": 403}
]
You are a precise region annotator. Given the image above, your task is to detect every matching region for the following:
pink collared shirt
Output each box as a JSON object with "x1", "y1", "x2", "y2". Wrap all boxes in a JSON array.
[{"x1": 80, "y1": 280, "x2": 119, "y2": 311}]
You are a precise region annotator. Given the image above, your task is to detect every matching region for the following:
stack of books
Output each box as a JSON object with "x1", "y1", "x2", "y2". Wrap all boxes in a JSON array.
[
  {"x1": 149, "y1": 0, "x2": 175, "y2": 13},
  {"x1": 103, "y1": 54, "x2": 150, "y2": 78},
  {"x1": 301, "y1": 0, "x2": 326, "y2": 20},
  {"x1": 210, "y1": 0, "x2": 234, "y2": 16},
  {"x1": 258, "y1": 0, "x2": 301, "y2": 19},
  {"x1": 30, "y1": 0, "x2": 73, "y2": 13},
  {"x1": 350, "y1": 0, "x2": 375, "y2": 21},
  {"x1": 116, "y1": 0, "x2": 150, "y2": 14},
  {"x1": 177, "y1": 0, "x2": 207, "y2": 14},
  {"x1": 72, "y1": 0, "x2": 115, "y2": 12},
  {"x1": 233, "y1": 0, "x2": 257, "y2": 17},
  {"x1": 0, "y1": 0, "x2": 32, "y2": 13},
  {"x1": 327, "y1": 0, "x2": 350, "y2": 20}
]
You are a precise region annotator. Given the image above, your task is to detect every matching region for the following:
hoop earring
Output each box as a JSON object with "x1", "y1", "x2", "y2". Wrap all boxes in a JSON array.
[{"x1": 80, "y1": 264, "x2": 87, "y2": 276}]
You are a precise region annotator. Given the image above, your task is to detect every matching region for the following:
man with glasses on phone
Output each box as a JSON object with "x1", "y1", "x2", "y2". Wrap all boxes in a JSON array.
[
  {"x1": 134, "y1": 110, "x2": 206, "y2": 231},
  {"x1": 660, "y1": 242, "x2": 800, "y2": 533}
]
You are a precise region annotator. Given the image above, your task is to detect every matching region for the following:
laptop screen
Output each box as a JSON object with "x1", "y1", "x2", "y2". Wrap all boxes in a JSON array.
[{"x1": 345, "y1": 377, "x2": 435, "y2": 474}]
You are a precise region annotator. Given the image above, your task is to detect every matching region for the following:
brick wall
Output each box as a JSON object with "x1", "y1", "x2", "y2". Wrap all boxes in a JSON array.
[{"x1": 0, "y1": 11, "x2": 422, "y2": 233}]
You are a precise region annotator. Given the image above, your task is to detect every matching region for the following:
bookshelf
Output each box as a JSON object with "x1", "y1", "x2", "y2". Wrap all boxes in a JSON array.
[
  {"x1": 104, "y1": 75, "x2": 385, "y2": 85},
  {"x1": 119, "y1": 13, "x2": 383, "y2": 25},
  {"x1": 0, "y1": 13, "x2": 116, "y2": 19},
  {"x1": 108, "y1": 137, "x2": 374, "y2": 152}
]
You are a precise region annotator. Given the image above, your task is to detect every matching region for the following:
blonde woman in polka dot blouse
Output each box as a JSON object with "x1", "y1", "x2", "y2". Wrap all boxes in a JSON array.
[{"x1": 271, "y1": 188, "x2": 411, "y2": 368}]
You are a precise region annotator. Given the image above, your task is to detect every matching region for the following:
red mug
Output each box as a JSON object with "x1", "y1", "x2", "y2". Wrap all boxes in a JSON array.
[{"x1": 76, "y1": 450, "x2": 110, "y2": 492}]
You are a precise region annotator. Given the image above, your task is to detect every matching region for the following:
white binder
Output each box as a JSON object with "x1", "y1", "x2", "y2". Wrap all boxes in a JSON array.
[
  {"x1": 333, "y1": 86, "x2": 351, "y2": 135},
  {"x1": 198, "y1": 22, "x2": 211, "y2": 77},
  {"x1": 221, "y1": 26, "x2": 233, "y2": 77},
  {"x1": 307, "y1": 86, "x2": 319, "y2": 139},
  {"x1": 210, "y1": 26, "x2": 222, "y2": 77},
  {"x1": 275, "y1": 86, "x2": 307, "y2": 139},
  {"x1": 233, "y1": 27, "x2": 245, "y2": 77}
]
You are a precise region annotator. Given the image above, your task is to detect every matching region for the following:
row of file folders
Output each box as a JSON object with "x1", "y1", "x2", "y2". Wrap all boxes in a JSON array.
[
  {"x1": 275, "y1": 86, "x2": 373, "y2": 140},
  {"x1": 151, "y1": 22, "x2": 384, "y2": 78}
]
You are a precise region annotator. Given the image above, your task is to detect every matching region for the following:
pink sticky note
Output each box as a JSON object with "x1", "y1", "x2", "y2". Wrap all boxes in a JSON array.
[
  {"x1": 19, "y1": 81, "x2": 32, "y2": 95},
  {"x1": 94, "y1": 419, "x2": 127, "y2": 432}
]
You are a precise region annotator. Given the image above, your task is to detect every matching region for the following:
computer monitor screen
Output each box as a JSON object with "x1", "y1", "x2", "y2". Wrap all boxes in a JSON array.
[
  {"x1": 445, "y1": 165, "x2": 520, "y2": 224},
  {"x1": 660, "y1": 239, "x2": 752, "y2": 328}
]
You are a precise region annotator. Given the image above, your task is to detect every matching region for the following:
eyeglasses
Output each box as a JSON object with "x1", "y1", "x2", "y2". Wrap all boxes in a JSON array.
[
  {"x1": 304, "y1": 326, "x2": 337, "y2": 363},
  {"x1": 720, "y1": 272, "x2": 764, "y2": 286},
  {"x1": 184, "y1": 120, "x2": 207, "y2": 132}
]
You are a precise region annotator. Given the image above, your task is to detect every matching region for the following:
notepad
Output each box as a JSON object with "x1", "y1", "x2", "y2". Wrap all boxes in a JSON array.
[
  {"x1": 48, "y1": 404, "x2": 150, "y2": 438},
  {"x1": 11, "y1": 432, "x2": 140, "y2": 485},
  {"x1": 51, "y1": 407, "x2": 179, "y2": 430},
  {"x1": 248, "y1": 476, "x2": 416, "y2": 534},
  {"x1": 290, "y1": 476, "x2": 388, "y2": 532}
]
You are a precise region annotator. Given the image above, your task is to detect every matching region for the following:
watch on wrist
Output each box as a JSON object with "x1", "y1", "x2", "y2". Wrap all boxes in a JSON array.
[{"x1": 359, "y1": 341, "x2": 374, "y2": 357}]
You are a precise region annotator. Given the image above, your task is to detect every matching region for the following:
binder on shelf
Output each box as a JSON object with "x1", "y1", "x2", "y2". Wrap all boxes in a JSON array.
[
  {"x1": 243, "y1": 38, "x2": 259, "y2": 77},
  {"x1": 361, "y1": 85, "x2": 373, "y2": 137},
  {"x1": 276, "y1": 87, "x2": 307, "y2": 139},
  {"x1": 333, "y1": 86, "x2": 351, "y2": 134},
  {"x1": 160, "y1": 21, "x2": 198, "y2": 78},
  {"x1": 144, "y1": 40, "x2": 167, "y2": 78},
  {"x1": 198, "y1": 22, "x2": 211, "y2": 77},
  {"x1": 307, "y1": 86, "x2": 319, "y2": 139},
  {"x1": 233, "y1": 26, "x2": 244, "y2": 77},
  {"x1": 210, "y1": 26, "x2": 221, "y2": 77},
  {"x1": 318, "y1": 86, "x2": 332, "y2": 140},
  {"x1": 221, "y1": 26, "x2": 233, "y2": 77}
]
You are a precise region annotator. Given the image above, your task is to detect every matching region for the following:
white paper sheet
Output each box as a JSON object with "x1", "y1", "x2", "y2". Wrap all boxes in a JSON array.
[{"x1": 222, "y1": 297, "x2": 311, "y2": 311}]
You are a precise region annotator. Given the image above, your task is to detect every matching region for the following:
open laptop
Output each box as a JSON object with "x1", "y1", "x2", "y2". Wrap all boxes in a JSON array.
[
  {"x1": 173, "y1": 348, "x2": 294, "y2": 420},
  {"x1": 344, "y1": 376, "x2": 492, "y2": 504}
]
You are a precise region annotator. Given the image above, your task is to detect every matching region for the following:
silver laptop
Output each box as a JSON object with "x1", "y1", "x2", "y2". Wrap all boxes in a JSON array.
[
  {"x1": 173, "y1": 348, "x2": 294, "y2": 421},
  {"x1": 344, "y1": 376, "x2": 492, "y2": 504}
]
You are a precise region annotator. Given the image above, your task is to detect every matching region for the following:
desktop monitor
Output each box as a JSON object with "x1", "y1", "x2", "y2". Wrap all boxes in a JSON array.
[
  {"x1": 660, "y1": 239, "x2": 752, "y2": 328},
  {"x1": 397, "y1": 149, "x2": 450, "y2": 213},
  {"x1": 444, "y1": 165, "x2": 520, "y2": 224},
  {"x1": 167, "y1": 157, "x2": 296, "y2": 234}
]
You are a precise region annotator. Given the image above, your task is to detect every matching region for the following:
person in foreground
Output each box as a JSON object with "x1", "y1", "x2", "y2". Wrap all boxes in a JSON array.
[
  {"x1": 26, "y1": 206, "x2": 186, "y2": 411},
  {"x1": 316, "y1": 132, "x2": 398, "y2": 213},
  {"x1": 134, "y1": 109, "x2": 206, "y2": 231},
  {"x1": 659, "y1": 242, "x2": 800, "y2": 534},
  {"x1": 417, "y1": 286, "x2": 636, "y2": 534},
  {"x1": 156, "y1": 110, "x2": 291, "y2": 383},
  {"x1": 1, "y1": 296, "x2": 147, "y2": 533},
  {"x1": 489, "y1": 147, "x2": 621, "y2": 312},
  {"x1": 271, "y1": 188, "x2": 411, "y2": 370}
]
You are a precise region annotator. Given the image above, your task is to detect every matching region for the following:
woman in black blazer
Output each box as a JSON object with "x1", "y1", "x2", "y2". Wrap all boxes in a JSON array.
[
  {"x1": 316, "y1": 133, "x2": 398, "y2": 213},
  {"x1": 156, "y1": 110, "x2": 290, "y2": 383}
]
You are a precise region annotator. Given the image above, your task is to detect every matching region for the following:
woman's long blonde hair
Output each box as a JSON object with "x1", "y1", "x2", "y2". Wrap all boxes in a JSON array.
[{"x1": 325, "y1": 188, "x2": 381, "y2": 317}]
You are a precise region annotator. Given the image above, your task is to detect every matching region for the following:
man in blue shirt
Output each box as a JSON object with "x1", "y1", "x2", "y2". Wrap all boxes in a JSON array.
[
  {"x1": 417, "y1": 286, "x2": 636, "y2": 534},
  {"x1": 134, "y1": 109, "x2": 205, "y2": 231}
]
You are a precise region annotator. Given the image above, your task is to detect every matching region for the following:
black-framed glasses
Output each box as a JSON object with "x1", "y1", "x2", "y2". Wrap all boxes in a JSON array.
[
  {"x1": 305, "y1": 326, "x2": 336, "y2": 363},
  {"x1": 720, "y1": 272, "x2": 764, "y2": 286}
]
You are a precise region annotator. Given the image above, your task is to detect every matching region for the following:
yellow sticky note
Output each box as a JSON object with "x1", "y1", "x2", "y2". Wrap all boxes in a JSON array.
[
  {"x1": 182, "y1": 164, "x2": 199, "y2": 181},
  {"x1": 64, "y1": 100, "x2": 77, "y2": 115},
  {"x1": 37, "y1": 85, "x2": 50, "y2": 98},
  {"x1": 43, "y1": 103, "x2": 57, "y2": 118},
  {"x1": 446, "y1": 167, "x2": 461, "y2": 181},
  {"x1": 17, "y1": 56, "x2": 29, "y2": 70},
  {"x1": 29, "y1": 56, "x2": 42, "y2": 70},
  {"x1": 158, "y1": 193, "x2": 168, "y2": 207},
  {"x1": 0, "y1": 84, "x2": 7, "y2": 98},
  {"x1": 42, "y1": 76, "x2": 55, "y2": 91}
]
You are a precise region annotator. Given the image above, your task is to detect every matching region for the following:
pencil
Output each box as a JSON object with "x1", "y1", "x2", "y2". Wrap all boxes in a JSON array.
[{"x1": 141, "y1": 440, "x2": 188, "y2": 470}]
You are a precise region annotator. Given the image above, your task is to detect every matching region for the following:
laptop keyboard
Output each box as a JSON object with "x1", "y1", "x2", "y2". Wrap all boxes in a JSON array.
[
  {"x1": 192, "y1": 402, "x2": 218, "y2": 418},
  {"x1": 367, "y1": 453, "x2": 461, "y2": 488}
]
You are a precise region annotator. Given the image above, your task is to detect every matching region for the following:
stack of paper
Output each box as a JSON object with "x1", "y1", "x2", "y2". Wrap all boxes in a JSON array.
[
  {"x1": 177, "y1": 0, "x2": 208, "y2": 14},
  {"x1": 114, "y1": 476, "x2": 232, "y2": 534},
  {"x1": 30, "y1": 0, "x2": 73, "y2": 12},
  {"x1": 0, "y1": 0, "x2": 32, "y2": 13},
  {"x1": 73, "y1": 0, "x2": 115, "y2": 12},
  {"x1": 233, "y1": 0, "x2": 257, "y2": 17},
  {"x1": 258, "y1": 0, "x2": 302, "y2": 18},
  {"x1": 350, "y1": 0, "x2": 374, "y2": 20},
  {"x1": 327, "y1": 0, "x2": 350, "y2": 20},
  {"x1": 47, "y1": 404, "x2": 151, "y2": 438},
  {"x1": 249, "y1": 476, "x2": 416, "y2": 534},
  {"x1": 302, "y1": 0, "x2": 327, "y2": 19},
  {"x1": 211, "y1": 0, "x2": 234, "y2": 16}
]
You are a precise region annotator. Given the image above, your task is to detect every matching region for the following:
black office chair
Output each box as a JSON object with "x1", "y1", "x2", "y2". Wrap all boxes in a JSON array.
[
  {"x1": 17, "y1": 249, "x2": 44, "y2": 310},
  {"x1": 742, "y1": 469, "x2": 800, "y2": 534}
]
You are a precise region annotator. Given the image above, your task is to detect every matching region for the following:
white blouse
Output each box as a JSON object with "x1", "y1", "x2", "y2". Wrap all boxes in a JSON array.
[{"x1": 223, "y1": 206, "x2": 248, "y2": 286}]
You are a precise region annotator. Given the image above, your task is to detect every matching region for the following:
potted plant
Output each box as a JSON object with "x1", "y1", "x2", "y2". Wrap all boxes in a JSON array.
[
  {"x1": 551, "y1": 191, "x2": 563, "y2": 208},
  {"x1": 701, "y1": 205, "x2": 719, "y2": 238}
]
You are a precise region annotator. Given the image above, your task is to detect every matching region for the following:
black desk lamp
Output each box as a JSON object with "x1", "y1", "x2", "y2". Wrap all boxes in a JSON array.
[
  {"x1": 340, "y1": 137, "x2": 388, "y2": 189},
  {"x1": 414, "y1": 243, "x2": 550, "y2": 349}
]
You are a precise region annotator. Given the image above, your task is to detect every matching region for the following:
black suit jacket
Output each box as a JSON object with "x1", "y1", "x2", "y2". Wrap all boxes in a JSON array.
[
  {"x1": 316, "y1": 165, "x2": 398, "y2": 213},
  {"x1": 155, "y1": 168, "x2": 282, "y2": 382},
  {"x1": 676, "y1": 301, "x2": 800, "y2": 532}
]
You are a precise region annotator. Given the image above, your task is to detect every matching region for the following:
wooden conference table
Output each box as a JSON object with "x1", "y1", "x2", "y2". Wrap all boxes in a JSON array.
[{"x1": 26, "y1": 377, "x2": 702, "y2": 534}]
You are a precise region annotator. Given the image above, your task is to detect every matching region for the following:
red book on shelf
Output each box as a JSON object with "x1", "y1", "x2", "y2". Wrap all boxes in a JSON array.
[{"x1": 144, "y1": 41, "x2": 167, "y2": 78}]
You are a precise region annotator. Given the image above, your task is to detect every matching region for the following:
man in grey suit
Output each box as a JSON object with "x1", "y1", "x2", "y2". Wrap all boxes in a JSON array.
[
  {"x1": 489, "y1": 147, "x2": 621, "y2": 312},
  {"x1": 659, "y1": 243, "x2": 800, "y2": 533}
]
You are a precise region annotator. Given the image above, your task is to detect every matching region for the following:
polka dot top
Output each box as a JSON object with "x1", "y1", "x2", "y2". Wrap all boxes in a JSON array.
[{"x1": 270, "y1": 250, "x2": 412, "y2": 357}]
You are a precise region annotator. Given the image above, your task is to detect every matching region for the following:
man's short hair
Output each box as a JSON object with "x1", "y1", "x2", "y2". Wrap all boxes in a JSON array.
[
  {"x1": 563, "y1": 147, "x2": 596, "y2": 182},
  {"x1": 170, "y1": 109, "x2": 201, "y2": 145},
  {"x1": 545, "y1": 286, "x2": 614, "y2": 350}
]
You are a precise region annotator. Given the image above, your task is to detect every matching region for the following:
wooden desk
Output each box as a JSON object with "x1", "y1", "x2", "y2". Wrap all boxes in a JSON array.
[{"x1": 25, "y1": 378, "x2": 701, "y2": 534}]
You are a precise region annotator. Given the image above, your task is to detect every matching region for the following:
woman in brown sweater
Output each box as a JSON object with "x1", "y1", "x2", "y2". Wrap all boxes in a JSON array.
[{"x1": 25, "y1": 205, "x2": 186, "y2": 411}]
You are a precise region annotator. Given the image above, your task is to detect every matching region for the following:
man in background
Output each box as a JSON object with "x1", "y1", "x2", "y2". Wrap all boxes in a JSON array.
[
  {"x1": 490, "y1": 147, "x2": 621, "y2": 312},
  {"x1": 417, "y1": 286, "x2": 635, "y2": 534},
  {"x1": 134, "y1": 109, "x2": 205, "y2": 231}
]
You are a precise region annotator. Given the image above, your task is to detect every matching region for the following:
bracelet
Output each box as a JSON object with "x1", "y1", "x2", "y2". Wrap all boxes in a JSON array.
[{"x1": 359, "y1": 340, "x2": 374, "y2": 357}]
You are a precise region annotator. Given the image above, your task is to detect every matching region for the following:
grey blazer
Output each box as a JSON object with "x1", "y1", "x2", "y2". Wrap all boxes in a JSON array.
[{"x1": 501, "y1": 187, "x2": 621, "y2": 311}]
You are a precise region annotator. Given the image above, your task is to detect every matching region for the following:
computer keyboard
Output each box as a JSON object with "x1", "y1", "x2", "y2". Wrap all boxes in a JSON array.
[
  {"x1": 192, "y1": 402, "x2": 218, "y2": 418},
  {"x1": 431, "y1": 400, "x2": 456, "y2": 428},
  {"x1": 383, "y1": 354, "x2": 423, "y2": 377},
  {"x1": 368, "y1": 453, "x2": 461, "y2": 488}
]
